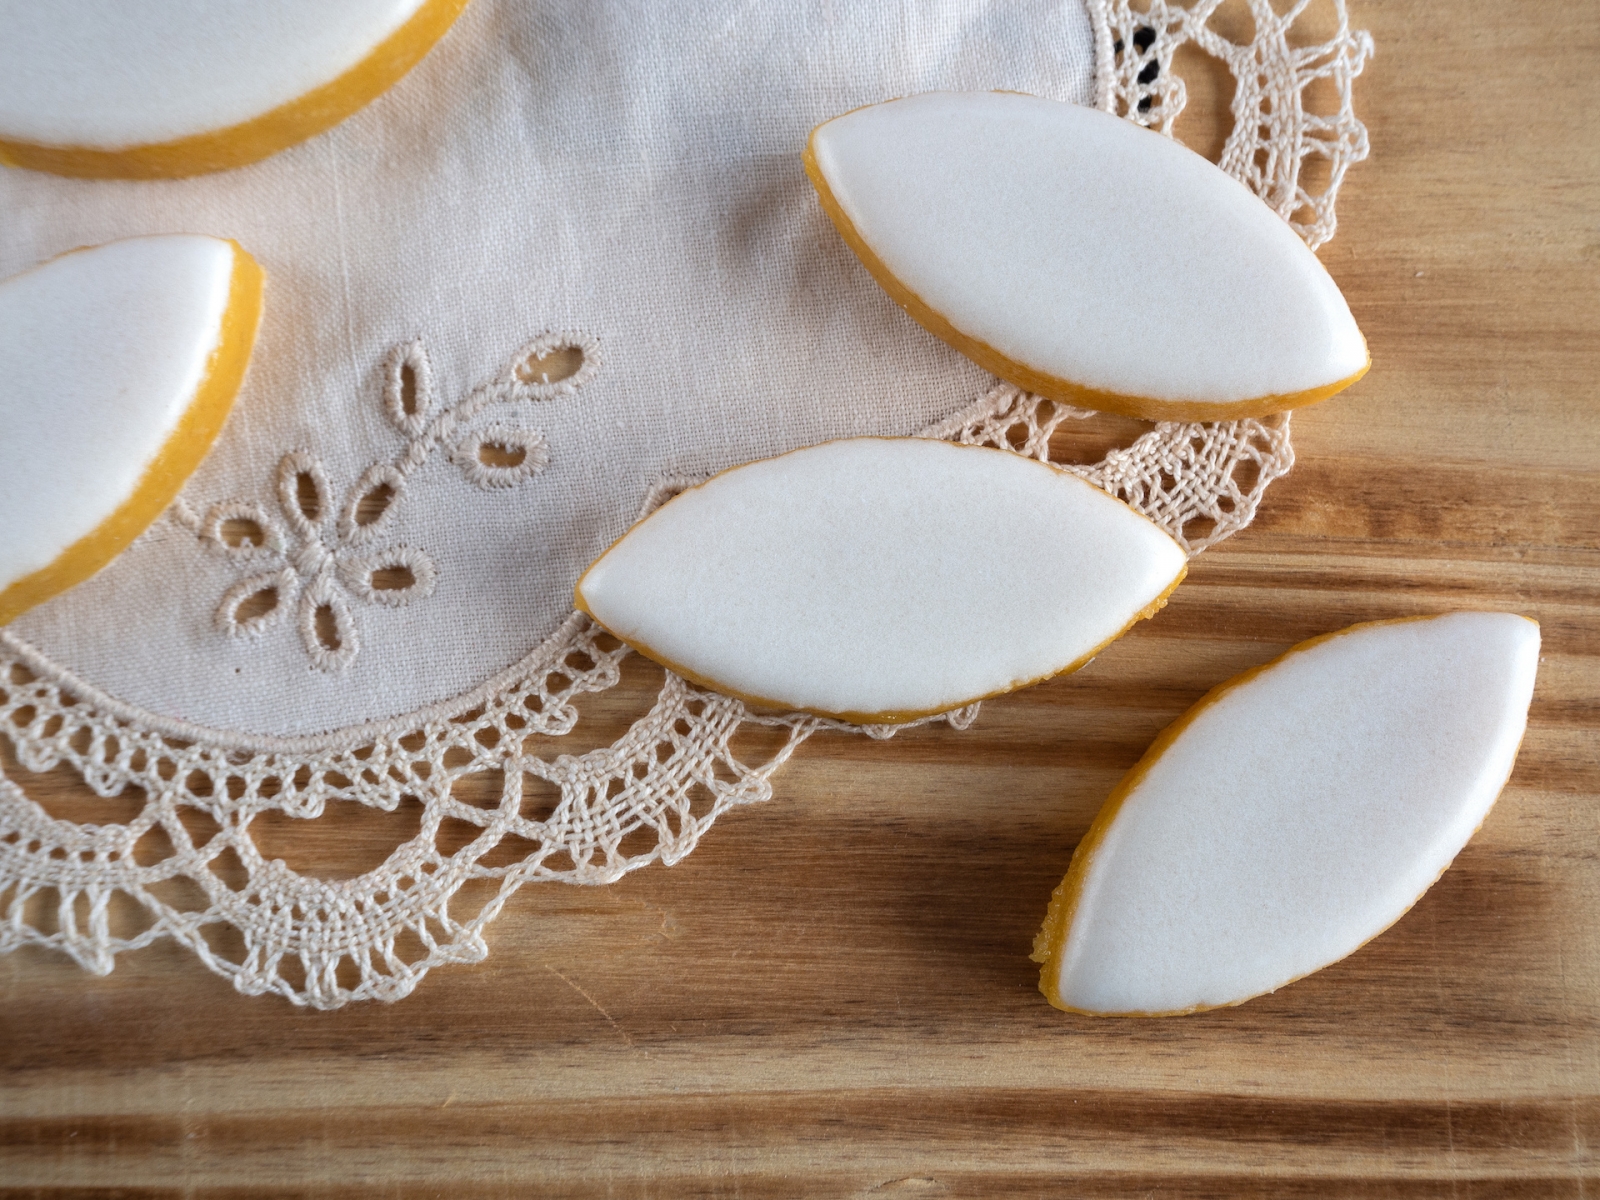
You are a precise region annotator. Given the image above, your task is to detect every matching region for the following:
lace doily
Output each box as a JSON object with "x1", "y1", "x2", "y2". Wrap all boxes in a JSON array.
[{"x1": 0, "y1": 0, "x2": 1370, "y2": 1007}]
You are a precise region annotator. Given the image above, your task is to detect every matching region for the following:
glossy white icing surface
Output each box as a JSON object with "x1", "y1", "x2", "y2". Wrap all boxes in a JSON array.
[
  {"x1": 577, "y1": 438, "x2": 1186, "y2": 718},
  {"x1": 811, "y1": 91, "x2": 1367, "y2": 405},
  {"x1": 1054, "y1": 612, "x2": 1541, "y2": 1014},
  {"x1": 0, "y1": 0, "x2": 426, "y2": 147},
  {"x1": 0, "y1": 236, "x2": 236, "y2": 589}
]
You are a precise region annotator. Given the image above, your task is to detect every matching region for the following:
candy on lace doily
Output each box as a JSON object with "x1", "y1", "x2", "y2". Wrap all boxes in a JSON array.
[
  {"x1": 0, "y1": 0, "x2": 1370, "y2": 1007},
  {"x1": 806, "y1": 90, "x2": 1367, "y2": 420},
  {"x1": 576, "y1": 437, "x2": 1189, "y2": 722}
]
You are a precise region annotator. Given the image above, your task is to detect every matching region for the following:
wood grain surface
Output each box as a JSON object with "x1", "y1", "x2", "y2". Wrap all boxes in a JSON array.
[{"x1": 4, "y1": 1, "x2": 1598, "y2": 1194}]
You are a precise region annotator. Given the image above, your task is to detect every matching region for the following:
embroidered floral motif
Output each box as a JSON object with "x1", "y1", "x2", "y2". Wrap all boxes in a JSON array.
[{"x1": 177, "y1": 332, "x2": 600, "y2": 672}]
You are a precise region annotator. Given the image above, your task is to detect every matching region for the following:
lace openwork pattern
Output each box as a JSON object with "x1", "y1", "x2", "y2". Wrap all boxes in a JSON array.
[{"x1": 0, "y1": 1, "x2": 1369, "y2": 1007}]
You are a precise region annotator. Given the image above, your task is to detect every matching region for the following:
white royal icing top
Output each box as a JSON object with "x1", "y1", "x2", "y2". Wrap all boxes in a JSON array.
[
  {"x1": 0, "y1": 236, "x2": 236, "y2": 589},
  {"x1": 1053, "y1": 611, "x2": 1541, "y2": 1014},
  {"x1": 578, "y1": 437, "x2": 1187, "y2": 718},
  {"x1": 810, "y1": 91, "x2": 1367, "y2": 405},
  {"x1": 0, "y1": 0, "x2": 427, "y2": 148}
]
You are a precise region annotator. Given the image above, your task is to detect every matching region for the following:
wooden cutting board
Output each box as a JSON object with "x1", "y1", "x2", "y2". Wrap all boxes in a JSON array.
[{"x1": 3, "y1": 1, "x2": 1597, "y2": 1194}]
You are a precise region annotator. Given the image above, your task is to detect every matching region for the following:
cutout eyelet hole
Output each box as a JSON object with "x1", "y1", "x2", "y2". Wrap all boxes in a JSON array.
[
  {"x1": 219, "y1": 517, "x2": 266, "y2": 549},
  {"x1": 399, "y1": 362, "x2": 420, "y2": 417},
  {"x1": 371, "y1": 565, "x2": 416, "y2": 592},
  {"x1": 516, "y1": 344, "x2": 584, "y2": 386},
  {"x1": 217, "y1": 569, "x2": 296, "y2": 638},
  {"x1": 338, "y1": 465, "x2": 406, "y2": 544},
  {"x1": 295, "y1": 473, "x2": 322, "y2": 522},
  {"x1": 451, "y1": 426, "x2": 548, "y2": 489},
  {"x1": 336, "y1": 546, "x2": 435, "y2": 608},
  {"x1": 314, "y1": 605, "x2": 342, "y2": 653},
  {"x1": 382, "y1": 340, "x2": 435, "y2": 434},
  {"x1": 355, "y1": 483, "x2": 396, "y2": 527},
  {"x1": 478, "y1": 442, "x2": 526, "y2": 469},
  {"x1": 235, "y1": 587, "x2": 279, "y2": 625}
]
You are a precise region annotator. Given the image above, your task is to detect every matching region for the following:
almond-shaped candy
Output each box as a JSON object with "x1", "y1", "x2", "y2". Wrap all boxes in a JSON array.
[
  {"x1": 0, "y1": 235, "x2": 263, "y2": 624},
  {"x1": 1034, "y1": 612, "x2": 1541, "y2": 1016},
  {"x1": 0, "y1": 0, "x2": 469, "y2": 178},
  {"x1": 576, "y1": 438, "x2": 1187, "y2": 723},
  {"x1": 805, "y1": 91, "x2": 1369, "y2": 421}
]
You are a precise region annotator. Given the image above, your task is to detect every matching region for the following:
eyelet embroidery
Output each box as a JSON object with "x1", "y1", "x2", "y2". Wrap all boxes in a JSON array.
[
  {"x1": 449, "y1": 424, "x2": 550, "y2": 489},
  {"x1": 337, "y1": 463, "x2": 407, "y2": 545},
  {"x1": 215, "y1": 567, "x2": 297, "y2": 638},
  {"x1": 175, "y1": 332, "x2": 597, "y2": 673},
  {"x1": 507, "y1": 330, "x2": 602, "y2": 399},
  {"x1": 199, "y1": 499, "x2": 284, "y2": 561},
  {"x1": 337, "y1": 544, "x2": 438, "y2": 607}
]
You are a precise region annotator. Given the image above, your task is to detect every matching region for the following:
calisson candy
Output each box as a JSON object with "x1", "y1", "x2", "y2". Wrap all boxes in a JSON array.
[
  {"x1": 0, "y1": 236, "x2": 263, "y2": 623},
  {"x1": 1033, "y1": 613, "x2": 1540, "y2": 1016},
  {"x1": 577, "y1": 438, "x2": 1187, "y2": 723},
  {"x1": 806, "y1": 91, "x2": 1368, "y2": 422},
  {"x1": 0, "y1": 0, "x2": 469, "y2": 178}
]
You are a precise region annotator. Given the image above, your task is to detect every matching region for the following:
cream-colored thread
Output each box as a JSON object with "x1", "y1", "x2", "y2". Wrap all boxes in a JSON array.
[
  {"x1": 276, "y1": 450, "x2": 332, "y2": 541},
  {"x1": 215, "y1": 567, "x2": 298, "y2": 638},
  {"x1": 298, "y1": 574, "x2": 360, "y2": 673},
  {"x1": 336, "y1": 463, "x2": 407, "y2": 546},
  {"x1": 508, "y1": 330, "x2": 602, "y2": 400},
  {"x1": 449, "y1": 424, "x2": 550, "y2": 490},
  {"x1": 337, "y1": 544, "x2": 438, "y2": 608},
  {"x1": 921, "y1": 384, "x2": 1293, "y2": 555},
  {"x1": 1089, "y1": 0, "x2": 1372, "y2": 249},
  {"x1": 0, "y1": 4, "x2": 1366, "y2": 1005},
  {"x1": 382, "y1": 337, "x2": 435, "y2": 439},
  {"x1": 199, "y1": 499, "x2": 285, "y2": 560}
]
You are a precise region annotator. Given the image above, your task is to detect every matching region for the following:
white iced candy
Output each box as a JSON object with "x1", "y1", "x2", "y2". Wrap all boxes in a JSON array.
[
  {"x1": 806, "y1": 91, "x2": 1368, "y2": 417},
  {"x1": 576, "y1": 438, "x2": 1187, "y2": 721},
  {"x1": 0, "y1": 0, "x2": 433, "y2": 148},
  {"x1": 1041, "y1": 612, "x2": 1541, "y2": 1015},
  {"x1": 0, "y1": 236, "x2": 247, "y2": 600}
]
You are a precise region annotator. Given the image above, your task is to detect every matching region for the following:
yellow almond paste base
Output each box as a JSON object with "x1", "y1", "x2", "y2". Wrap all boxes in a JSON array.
[
  {"x1": 0, "y1": 244, "x2": 263, "y2": 626},
  {"x1": 0, "y1": 0, "x2": 469, "y2": 179}
]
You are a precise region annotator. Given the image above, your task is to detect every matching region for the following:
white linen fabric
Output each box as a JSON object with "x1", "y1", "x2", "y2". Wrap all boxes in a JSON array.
[{"x1": 0, "y1": 0, "x2": 1095, "y2": 737}]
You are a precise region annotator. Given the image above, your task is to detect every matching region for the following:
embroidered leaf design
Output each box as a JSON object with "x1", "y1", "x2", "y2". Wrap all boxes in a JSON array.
[
  {"x1": 276, "y1": 451, "x2": 332, "y2": 538},
  {"x1": 298, "y1": 576, "x2": 359, "y2": 672},
  {"x1": 450, "y1": 425, "x2": 549, "y2": 489},
  {"x1": 337, "y1": 546, "x2": 437, "y2": 607},
  {"x1": 201, "y1": 501, "x2": 283, "y2": 559},
  {"x1": 507, "y1": 330, "x2": 600, "y2": 399},
  {"x1": 383, "y1": 338, "x2": 434, "y2": 437},
  {"x1": 337, "y1": 463, "x2": 406, "y2": 545},
  {"x1": 216, "y1": 569, "x2": 297, "y2": 637}
]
